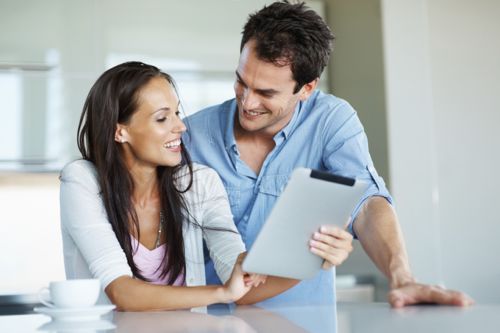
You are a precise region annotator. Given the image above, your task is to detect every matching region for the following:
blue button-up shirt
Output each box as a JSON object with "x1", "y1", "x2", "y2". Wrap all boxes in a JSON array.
[{"x1": 184, "y1": 90, "x2": 392, "y2": 306}]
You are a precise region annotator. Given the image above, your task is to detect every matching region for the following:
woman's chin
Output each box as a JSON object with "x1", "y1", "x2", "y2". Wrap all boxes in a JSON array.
[{"x1": 159, "y1": 157, "x2": 182, "y2": 167}]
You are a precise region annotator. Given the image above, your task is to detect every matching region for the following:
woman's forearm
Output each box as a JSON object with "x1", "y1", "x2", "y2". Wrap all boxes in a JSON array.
[{"x1": 105, "y1": 276, "x2": 231, "y2": 311}]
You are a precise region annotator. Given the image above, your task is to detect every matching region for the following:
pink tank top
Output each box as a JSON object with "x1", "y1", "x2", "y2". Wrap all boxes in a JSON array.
[{"x1": 131, "y1": 237, "x2": 185, "y2": 286}]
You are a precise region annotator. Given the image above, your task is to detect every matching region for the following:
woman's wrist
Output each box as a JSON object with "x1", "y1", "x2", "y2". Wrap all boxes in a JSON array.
[{"x1": 216, "y1": 285, "x2": 234, "y2": 304}]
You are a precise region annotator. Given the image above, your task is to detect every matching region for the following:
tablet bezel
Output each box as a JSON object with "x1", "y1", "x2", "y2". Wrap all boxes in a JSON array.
[{"x1": 242, "y1": 168, "x2": 369, "y2": 279}]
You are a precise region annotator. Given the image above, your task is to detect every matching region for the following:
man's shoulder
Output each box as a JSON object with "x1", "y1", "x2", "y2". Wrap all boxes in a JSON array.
[
  {"x1": 186, "y1": 99, "x2": 235, "y2": 124},
  {"x1": 300, "y1": 90, "x2": 362, "y2": 138},
  {"x1": 308, "y1": 90, "x2": 355, "y2": 116},
  {"x1": 184, "y1": 99, "x2": 235, "y2": 150}
]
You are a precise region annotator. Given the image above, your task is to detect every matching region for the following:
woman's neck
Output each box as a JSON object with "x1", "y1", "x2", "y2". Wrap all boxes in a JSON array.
[{"x1": 129, "y1": 165, "x2": 160, "y2": 209}]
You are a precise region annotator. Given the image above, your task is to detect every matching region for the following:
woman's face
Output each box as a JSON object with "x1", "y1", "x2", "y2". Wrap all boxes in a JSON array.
[{"x1": 117, "y1": 76, "x2": 186, "y2": 169}]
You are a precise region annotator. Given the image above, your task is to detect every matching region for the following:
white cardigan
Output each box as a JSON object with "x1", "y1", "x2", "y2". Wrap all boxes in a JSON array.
[{"x1": 59, "y1": 160, "x2": 245, "y2": 304}]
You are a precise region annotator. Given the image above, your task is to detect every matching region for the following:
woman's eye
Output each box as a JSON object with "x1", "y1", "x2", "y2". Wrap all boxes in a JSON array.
[
  {"x1": 175, "y1": 111, "x2": 181, "y2": 116},
  {"x1": 157, "y1": 117, "x2": 167, "y2": 122}
]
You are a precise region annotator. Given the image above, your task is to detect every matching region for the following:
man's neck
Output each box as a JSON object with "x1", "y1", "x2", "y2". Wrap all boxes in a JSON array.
[
  {"x1": 233, "y1": 122, "x2": 276, "y2": 175},
  {"x1": 233, "y1": 116, "x2": 276, "y2": 143}
]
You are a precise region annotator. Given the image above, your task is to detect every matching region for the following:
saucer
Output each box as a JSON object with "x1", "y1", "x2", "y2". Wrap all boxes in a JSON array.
[
  {"x1": 38, "y1": 319, "x2": 116, "y2": 331},
  {"x1": 33, "y1": 304, "x2": 115, "y2": 322}
]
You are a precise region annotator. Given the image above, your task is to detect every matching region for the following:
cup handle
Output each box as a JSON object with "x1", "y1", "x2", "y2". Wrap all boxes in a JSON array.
[{"x1": 38, "y1": 287, "x2": 54, "y2": 308}]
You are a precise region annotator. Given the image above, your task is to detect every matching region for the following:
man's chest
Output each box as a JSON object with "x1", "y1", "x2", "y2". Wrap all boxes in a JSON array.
[{"x1": 236, "y1": 139, "x2": 275, "y2": 175}]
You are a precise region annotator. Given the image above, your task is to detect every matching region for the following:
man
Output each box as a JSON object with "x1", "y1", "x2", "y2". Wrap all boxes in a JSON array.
[{"x1": 185, "y1": 1, "x2": 473, "y2": 307}]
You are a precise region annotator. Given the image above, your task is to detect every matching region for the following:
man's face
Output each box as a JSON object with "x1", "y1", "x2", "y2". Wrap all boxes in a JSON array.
[{"x1": 234, "y1": 40, "x2": 305, "y2": 137}]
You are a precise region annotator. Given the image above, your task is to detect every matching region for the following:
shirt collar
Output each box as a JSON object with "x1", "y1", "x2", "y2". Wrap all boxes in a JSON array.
[
  {"x1": 224, "y1": 99, "x2": 238, "y2": 153},
  {"x1": 276, "y1": 101, "x2": 302, "y2": 141}
]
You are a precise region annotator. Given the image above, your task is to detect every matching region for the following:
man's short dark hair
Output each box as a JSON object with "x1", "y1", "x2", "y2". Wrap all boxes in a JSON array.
[{"x1": 241, "y1": 1, "x2": 335, "y2": 93}]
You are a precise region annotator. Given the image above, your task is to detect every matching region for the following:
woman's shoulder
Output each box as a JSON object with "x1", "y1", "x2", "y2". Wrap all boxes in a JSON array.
[
  {"x1": 175, "y1": 162, "x2": 219, "y2": 184},
  {"x1": 60, "y1": 159, "x2": 98, "y2": 185},
  {"x1": 175, "y1": 163, "x2": 224, "y2": 203}
]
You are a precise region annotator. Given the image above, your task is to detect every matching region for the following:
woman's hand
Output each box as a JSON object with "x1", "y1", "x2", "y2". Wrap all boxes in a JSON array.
[{"x1": 222, "y1": 252, "x2": 254, "y2": 303}]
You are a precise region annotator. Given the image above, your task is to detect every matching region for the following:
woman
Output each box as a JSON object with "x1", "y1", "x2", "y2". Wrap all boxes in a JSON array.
[{"x1": 60, "y1": 61, "x2": 297, "y2": 311}]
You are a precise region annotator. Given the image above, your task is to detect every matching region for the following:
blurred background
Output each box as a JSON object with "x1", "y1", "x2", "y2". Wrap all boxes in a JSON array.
[{"x1": 0, "y1": 0, "x2": 499, "y2": 304}]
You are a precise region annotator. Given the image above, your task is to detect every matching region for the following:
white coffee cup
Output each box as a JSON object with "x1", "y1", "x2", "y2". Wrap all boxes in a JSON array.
[{"x1": 38, "y1": 279, "x2": 100, "y2": 308}]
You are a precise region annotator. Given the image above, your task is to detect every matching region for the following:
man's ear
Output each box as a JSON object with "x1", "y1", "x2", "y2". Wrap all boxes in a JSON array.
[
  {"x1": 298, "y1": 78, "x2": 319, "y2": 101},
  {"x1": 114, "y1": 124, "x2": 129, "y2": 143}
]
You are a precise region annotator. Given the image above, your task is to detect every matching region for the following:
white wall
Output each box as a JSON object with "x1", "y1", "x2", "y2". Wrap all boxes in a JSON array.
[
  {"x1": 382, "y1": 0, "x2": 500, "y2": 301},
  {"x1": 0, "y1": 174, "x2": 64, "y2": 294},
  {"x1": 428, "y1": 0, "x2": 500, "y2": 302},
  {"x1": 0, "y1": 0, "x2": 325, "y2": 295},
  {"x1": 0, "y1": 0, "x2": 325, "y2": 170},
  {"x1": 0, "y1": 0, "x2": 273, "y2": 168},
  {"x1": 325, "y1": 0, "x2": 390, "y2": 300}
]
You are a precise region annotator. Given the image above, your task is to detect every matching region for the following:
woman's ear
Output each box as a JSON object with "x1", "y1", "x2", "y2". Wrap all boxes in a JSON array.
[
  {"x1": 114, "y1": 124, "x2": 128, "y2": 143},
  {"x1": 298, "y1": 78, "x2": 319, "y2": 101}
]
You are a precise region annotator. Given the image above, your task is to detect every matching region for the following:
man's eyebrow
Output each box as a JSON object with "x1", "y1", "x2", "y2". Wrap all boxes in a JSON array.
[
  {"x1": 235, "y1": 71, "x2": 279, "y2": 96},
  {"x1": 235, "y1": 71, "x2": 246, "y2": 86}
]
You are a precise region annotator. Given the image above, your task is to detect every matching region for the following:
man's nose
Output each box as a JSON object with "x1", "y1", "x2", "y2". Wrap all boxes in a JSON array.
[{"x1": 242, "y1": 88, "x2": 260, "y2": 110}]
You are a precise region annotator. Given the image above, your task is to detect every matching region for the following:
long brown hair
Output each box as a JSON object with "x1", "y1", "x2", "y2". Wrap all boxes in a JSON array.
[{"x1": 77, "y1": 61, "x2": 191, "y2": 284}]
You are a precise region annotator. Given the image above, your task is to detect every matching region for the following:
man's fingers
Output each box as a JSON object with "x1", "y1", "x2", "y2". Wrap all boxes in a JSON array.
[
  {"x1": 318, "y1": 225, "x2": 353, "y2": 241},
  {"x1": 388, "y1": 289, "x2": 418, "y2": 308},
  {"x1": 243, "y1": 273, "x2": 267, "y2": 287},
  {"x1": 309, "y1": 224, "x2": 354, "y2": 269},
  {"x1": 310, "y1": 246, "x2": 347, "y2": 267},
  {"x1": 388, "y1": 284, "x2": 475, "y2": 308},
  {"x1": 424, "y1": 286, "x2": 474, "y2": 306},
  {"x1": 311, "y1": 233, "x2": 353, "y2": 252},
  {"x1": 310, "y1": 239, "x2": 352, "y2": 254}
]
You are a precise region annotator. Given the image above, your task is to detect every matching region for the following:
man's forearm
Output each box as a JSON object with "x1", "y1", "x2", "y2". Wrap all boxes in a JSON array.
[
  {"x1": 236, "y1": 277, "x2": 299, "y2": 305},
  {"x1": 353, "y1": 196, "x2": 415, "y2": 289}
]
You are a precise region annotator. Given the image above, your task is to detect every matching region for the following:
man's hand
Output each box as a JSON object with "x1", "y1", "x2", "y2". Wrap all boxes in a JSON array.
[
  {"x1": 243, "y1": 272, "x2": 267, "y2": 287},
  {"x1": 388, "y1": 282, "x2": 474, "y2": 308},
  {"x1": 309, "y1": 223, "x2": 354, "y2": 269}
]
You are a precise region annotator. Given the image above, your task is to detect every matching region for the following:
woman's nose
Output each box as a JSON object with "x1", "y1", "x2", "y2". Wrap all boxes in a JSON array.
[{"x1": 173, "y1": 116, "x2": 187, "y2": 133}]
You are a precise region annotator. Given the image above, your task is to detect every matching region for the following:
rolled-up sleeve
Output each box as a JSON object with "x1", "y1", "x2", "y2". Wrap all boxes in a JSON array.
[
  {"x1": 60, "y1": 160, "x2": 132, "y2": 288},
  {"x1": 321, "y1": 102, "x2": 393, "y2": 238}
]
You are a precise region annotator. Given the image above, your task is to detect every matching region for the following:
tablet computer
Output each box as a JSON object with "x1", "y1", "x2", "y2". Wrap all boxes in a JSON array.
[{"x1": 242, "y1": 168, "x2": 369, "y2": 280}]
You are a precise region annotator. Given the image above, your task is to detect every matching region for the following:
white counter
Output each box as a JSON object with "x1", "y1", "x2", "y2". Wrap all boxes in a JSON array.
[{"x1": 1, "y1": 302, "x2": 498, "y2": 333}]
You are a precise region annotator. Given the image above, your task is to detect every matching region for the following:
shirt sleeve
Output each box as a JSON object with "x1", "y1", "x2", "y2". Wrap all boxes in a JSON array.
[
  {"x1": 197, "y1": 168, "x2": 246, "y2": 283},
  {"x1": 59, "y1": 160, "x2": 132, "y2": 288},
  {"x1": 321, "y1": 101, "x2": 393, "y2": 238}
]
